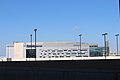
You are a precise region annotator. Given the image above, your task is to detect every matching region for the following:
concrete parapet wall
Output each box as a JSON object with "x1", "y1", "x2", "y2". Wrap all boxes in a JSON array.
[{"x1": 0, "y1": 59, "x2": 120, "y2": 80}]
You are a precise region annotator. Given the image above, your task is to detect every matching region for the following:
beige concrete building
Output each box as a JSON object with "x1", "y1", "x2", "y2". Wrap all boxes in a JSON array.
[{"x1": 6, "y1": 42, "x2": 98, "y2": 60}]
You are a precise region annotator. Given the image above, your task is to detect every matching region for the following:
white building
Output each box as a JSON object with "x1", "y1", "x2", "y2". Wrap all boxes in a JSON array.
[{"x1": 6, "y1": 42, "x2": 98, "y2": 61}]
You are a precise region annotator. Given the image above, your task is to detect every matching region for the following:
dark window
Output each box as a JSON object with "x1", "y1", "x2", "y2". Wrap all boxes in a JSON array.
[
  {"x1": 66, "y1": 53, "x2": 70, "y2": 55},
  {"x1": 48, "y1": 50, "x2": 51, "y2": 52},
  {"x1": 60, "y1": 56, "x2": 64, "y2": 58},
  {"x1": 44, "y1": 53, "x2": 47, "y2": 55},
  {"x1": 68, "y1": 50, "x2": 71, "y2": 52},
  {"x1": 81, "y1": 49, "x2": 87, "y2": 51},
  {"x1": 26, "y1": 49, "x2": 36, "y2": 58},
  {"x1": 64, "y1": 49, "x2": 67, "y2": 51},
  {"x1": 72, "y1": 50, "x2": 78, "y2": 51},
  {"x1": 57, "y1": 50, "x2": 63, "y2": 52},
  {"x1": 83, "y1": 55, "x2": 88, "y2": 57},
  {"x1": 53, "y1": 53, "x2": 56, "y2": 55},
  {"x1": 55, "y1": 56, "x2": 58, "y2": 58},
  {"x1": 72, "y1": 53, "x2": 76, "y2": 54},
  {"x1": 62, "y1": 53, "x2": 64, "y2": 54},
  {"x1": 52, "y1": 50, "x2": 55, "y2": 52},
  {"x1": 76, "y1": 56, "x2": 82, "y2": 57},
  {"x1": 78, "y1": 52, "x2": 85, "y2": 54}
]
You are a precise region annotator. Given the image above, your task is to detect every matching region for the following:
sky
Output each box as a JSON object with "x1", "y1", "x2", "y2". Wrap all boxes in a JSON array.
[{"x1": 0, "y1": 0, "x2": 119, "y2": 56}]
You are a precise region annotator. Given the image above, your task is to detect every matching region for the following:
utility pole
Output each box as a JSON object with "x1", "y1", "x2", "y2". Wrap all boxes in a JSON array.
[
  {"x1": 115, "y1": 34, "x2": 119, "y2": 56},
  {"x1": 102, "y1": 33, "x2": 108, "y2": 59},
  {"x1": 30, "y1": 34, "x2": 32, "y2": 57},
  {"x1": 79, "y1": 34, "x2": 82, "y2": 55},
  {"x1": 34, "y1": 29, "x2": 37, "y2": 60}
]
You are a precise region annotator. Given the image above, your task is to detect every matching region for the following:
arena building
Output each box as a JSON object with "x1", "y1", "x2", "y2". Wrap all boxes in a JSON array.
[{"x1": 6, "y1": 42, "x2": 107, "y2": 61}]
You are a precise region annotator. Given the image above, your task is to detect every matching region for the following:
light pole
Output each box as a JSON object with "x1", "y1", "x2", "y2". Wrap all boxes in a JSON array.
[
  {"x1": 30, "y1": 34, "x2": 32, "y2": 57},
  {"x1": 115, "y1": 34, "x2": 119, "y2": 56},
  {"x1": 34, "y1": 29, "x2": 37, "y2": 60},
  {"x1": 102, "y1": 33, "x2": 108, "y2": 59},
  {"x1": 79, "y1": 34, "x2": 82, "y2": 55}
]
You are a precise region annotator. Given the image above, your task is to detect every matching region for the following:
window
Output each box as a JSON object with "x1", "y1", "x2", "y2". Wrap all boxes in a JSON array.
[
  {"x1": 68, "y1": 50, "x2": 71, "y2": 52},
  {"x1": 62, "y1": 53, "x2": 64, "y2": 54},
  {"x1": 44, "y1": 53, "x2": 47, "y2": 55},
  {"x1": 26, "y1": 49, "x2": 36, "y2": 58},
  {"x1": 90, "y1": 45, "x2": 98, "y2": 47},
  {"x1": 48, "y1": 49, "x2": 51, "y2": 51},
  {"x1": 83, "y1": 55, "x2": 88, "y2": 57},
  {"x1": 72, "y1": 49, "x2": 78, "y2": 51},
  {"x1": 57, "y1": 50, "x2": 63, "y2": 52},
  {"x1": 52, "y1": 50, "x2": 55, "y2": 52},
  {"x1": 53, "y1": 53, "x2": 56, "y2": 55},
  {"x1": 60, "y1": 56, "x2": 64, "y2": 58},
  {"x1": 76, "y1": 56, "x2": 82, "y2": 57},
  {"x1": 40, "y1": 56, "x2": 42, "y2": 58},
  {"x1": 71, "y1": 53, "x2": 76, "y2": 54},
  {"x1": 66, "y1": 53, "x2": 70, "y2": 55},
  {"x1": 66, "y1": 56, "x2": 70, "y2": 57},
  {"x1": 55, "y1": 56, "x2": 58, "y2": 58},
  {"x1": 81, "y1": 49, "x2": 87, "y2": 51},
  {"x1": 78, "y1": 52, "x2": 85, "y2": 54},
  {"x1": 64, "y1": 49, "x2": 67, "y2": 51}
]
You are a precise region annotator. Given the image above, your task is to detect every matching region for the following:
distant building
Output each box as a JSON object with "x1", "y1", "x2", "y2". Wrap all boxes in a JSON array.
[
  {"x1": 89, "y1": 47, "x2": 109, "y2": 57},
  {"x1": 90, "y1": 47, "x2": 104, "y2": 57},
  {"x1": 6, "y1": 42, "x2": 101, "y2": 60}
]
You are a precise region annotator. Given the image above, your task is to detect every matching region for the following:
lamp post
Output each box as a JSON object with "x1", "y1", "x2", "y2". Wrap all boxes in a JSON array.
[
  {"x1": 34, "y1": 29, "x2": 37, "y2": 60},
  {"x1": 79, "y1": 34, "x2": 82, "y2": 55},
  {"x1": 102, "y1": 33, "x2": 108, "y2": 59},
  {"x1": 115, "y1": 34, "x2": 119, "y2": 56},
  {"x1": 30, "y1": 34, "x2": 32, "y2": 57}
]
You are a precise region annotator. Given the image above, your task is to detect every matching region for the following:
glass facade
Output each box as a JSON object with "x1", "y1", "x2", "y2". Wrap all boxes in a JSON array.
[
  {"x1": 26, "y1": 49, "x2": 36, "y2": 58},
  {"x1": 90, "y1": 47, "x2": 104, "y2": 57},
  {"x1": 90, "y1": 47, "x2": 109, "y2": 57}
]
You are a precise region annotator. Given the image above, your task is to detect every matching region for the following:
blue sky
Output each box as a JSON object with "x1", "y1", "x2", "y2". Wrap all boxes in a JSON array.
[{"x1": 0, "y1": 0, "x2": 119, "y2": 56}]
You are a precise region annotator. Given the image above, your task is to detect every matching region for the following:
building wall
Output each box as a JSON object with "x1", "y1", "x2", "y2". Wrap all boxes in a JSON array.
[
  {"x1": 26, "y1": 42, "x2": 91, "y2": 59},
  {"x1": 6, "y1": 44, "x2": 14, "y2": 58},
  {"x1": 14, "y1": 43, "x2": 24, "y2": 59},
  {"x1": 6, "y1": 42, "x2": 98, "y2": 60}
]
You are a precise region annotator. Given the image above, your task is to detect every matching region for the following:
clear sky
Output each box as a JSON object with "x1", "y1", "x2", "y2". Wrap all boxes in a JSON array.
[{"x1": 0, "y1": 0, "x2": 119, "y2": 56}]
